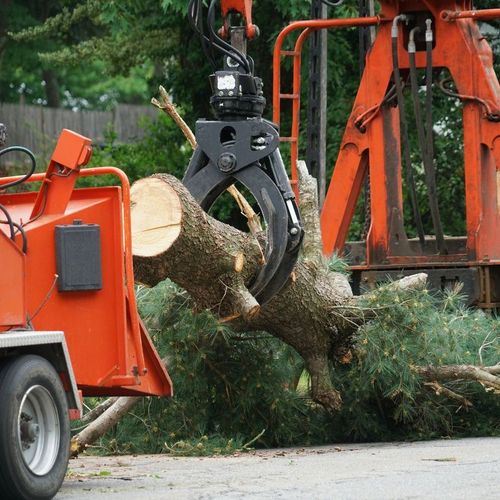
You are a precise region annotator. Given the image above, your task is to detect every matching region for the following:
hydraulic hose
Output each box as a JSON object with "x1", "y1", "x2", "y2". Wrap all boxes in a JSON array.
[
  {"x1": 392, "y1": 16, "x2": 425, "y2": 246},
  {"x1": 0, "y1": 146, "x2": 36, "y2": 191},
  {"x1": 425, "y1": 20, "x2": 445, "y2": 253},
  {"x1": 408, "y1": 24, "x2": 446, "y2": 254}
]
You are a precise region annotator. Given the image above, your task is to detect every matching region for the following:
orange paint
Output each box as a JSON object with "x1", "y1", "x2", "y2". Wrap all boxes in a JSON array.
[{"x1": 0, "y1": 130, "x2": 172, "y2": 397}]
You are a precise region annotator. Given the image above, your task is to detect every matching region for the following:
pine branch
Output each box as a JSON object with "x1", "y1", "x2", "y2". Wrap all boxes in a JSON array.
[
  {"x1": 416, "y1": 364, "x2": 500, "y2": 393},
  {"x1": 9, "y1": 0, "x2": 101, "y2": 42},
  {"x1": 423, "y1": 382, "x2": 473, "y2": 408}
]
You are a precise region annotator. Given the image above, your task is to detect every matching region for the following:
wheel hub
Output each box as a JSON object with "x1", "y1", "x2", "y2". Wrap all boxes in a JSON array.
[{"x1": 17, "y1": 385, "x2": 60, "y2": 476}]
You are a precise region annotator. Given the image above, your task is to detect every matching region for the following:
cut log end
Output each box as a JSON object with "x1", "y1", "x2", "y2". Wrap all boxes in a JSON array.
[{"x1": 131, "y1": 177, "x2": 182, "y2": 257}]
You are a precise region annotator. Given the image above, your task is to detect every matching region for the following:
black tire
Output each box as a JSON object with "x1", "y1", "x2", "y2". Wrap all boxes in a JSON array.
[{"x1": 0, "y1": 355, "x2": 71, "y2": 500}]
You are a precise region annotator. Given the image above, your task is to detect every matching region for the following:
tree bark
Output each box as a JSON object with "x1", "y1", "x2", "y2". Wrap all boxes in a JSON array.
[
  {"x1": 42, "y1": 69, "x2": 60, "y2": 108},
  {"x1": 131, "y1": 163, "x2": 424, "y2": 411},
  {"x1": 79, "y1": 397, "x2": 119, "y2": 425},
  {"x1": 72, "y1": 397, "x2": 139, "y2": 456}
]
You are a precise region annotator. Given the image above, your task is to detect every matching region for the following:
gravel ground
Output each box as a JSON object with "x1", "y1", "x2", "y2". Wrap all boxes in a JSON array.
[{"x1": 57, "y1": 437, "x2": 500, "y2": 499}]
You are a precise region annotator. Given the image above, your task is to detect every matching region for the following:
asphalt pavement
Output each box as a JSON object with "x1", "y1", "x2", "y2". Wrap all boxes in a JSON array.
[{"x1": 57, "y1": 437, "x2": 500, "y2": 499}]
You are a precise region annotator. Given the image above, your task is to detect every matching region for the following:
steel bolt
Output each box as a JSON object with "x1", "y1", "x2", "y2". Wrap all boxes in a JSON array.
[{"x1": 218, "y1": 153, "x2": 237, "y2": 173}]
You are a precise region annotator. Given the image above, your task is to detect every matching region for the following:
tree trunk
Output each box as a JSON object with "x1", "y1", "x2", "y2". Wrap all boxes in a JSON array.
[
  {"x1": 42, "y1": 69, "x2": 60, "y2": 108},
  {"x1": 131, "y1": 162, "x2": 425, "y2": 411},
  {"x1": 71, "y1": 163, "x2": 498, "y2": 455}
]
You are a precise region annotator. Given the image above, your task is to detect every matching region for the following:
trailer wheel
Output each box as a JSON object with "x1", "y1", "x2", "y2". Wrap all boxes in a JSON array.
[{"x1": 0, "y1": 355, "x2": 70, "y2": 500}]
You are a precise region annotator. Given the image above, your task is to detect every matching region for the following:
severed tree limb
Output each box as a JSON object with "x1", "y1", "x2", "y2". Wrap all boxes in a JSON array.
[
  {"x1": 483, "y1": 365, "x2": 500, "y2": 375},
  {"x1": 71, "y1": 397, "x2": 140, "y2": 456},
  {"x1": 79, "y1": 397, "x2": 118, "y2": 425},
  {"x1": 131, "y1": 173, "x2": 428, "y2": 414},
  {"x1": 416, "y1": 365, "x2": 500, "y2": 394},
  {"x1": 151, "y1": 85, "x2": 196, "y2": 149},
  {"x1": 226, "y1": 185, "x2": 263, "y2": 237},
  {"x1": 423, "y1": 382, "x2": 473, "y2": 408},
  {"x1": 72, "y1": 355, "x2": 168, "y2": 456}
]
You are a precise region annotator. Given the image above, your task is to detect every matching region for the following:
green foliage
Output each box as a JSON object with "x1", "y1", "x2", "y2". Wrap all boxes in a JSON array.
[
  {"x1": 9, "y1": 0, "x2": 101, "y2": 43},
  {"x1": 87, "y1": 280, "x2": 333, "y2": 455},
  {"x1": 327, "y1": 252, "x2": 350, "y2": 275},
  {"x1": 85, "y1": 114, "x2": 191, "y2": 184},
  {"x1": 331, "y1": 284, "x2": 500, "y2": 440},
  {"x1": 81, "y1": 279, "x2": 499, "y2": 456}
]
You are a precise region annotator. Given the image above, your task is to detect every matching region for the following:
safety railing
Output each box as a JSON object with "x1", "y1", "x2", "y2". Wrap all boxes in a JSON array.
[{"x1": 272, "y1": 16, "x2": 382, "y2": 194}]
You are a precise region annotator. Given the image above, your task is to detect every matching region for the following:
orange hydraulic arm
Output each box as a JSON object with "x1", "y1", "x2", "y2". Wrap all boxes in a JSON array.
[{"x1": 273, "y1": 0, "x2": 500, "y2": 263}]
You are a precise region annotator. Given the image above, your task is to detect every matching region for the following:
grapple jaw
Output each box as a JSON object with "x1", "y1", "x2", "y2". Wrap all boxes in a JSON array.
[{"x1": 183, "y1": 118, "x2": 303, "y2": 305}]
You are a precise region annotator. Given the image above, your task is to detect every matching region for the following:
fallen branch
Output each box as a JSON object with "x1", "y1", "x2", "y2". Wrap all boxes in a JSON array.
[
  {"x1": 79, "y1": 396, "x2": 119, "y2": 424},
  {"x1": 151, "y1": 85, "x2": 196, "y2": 149},
  {"x1": 416, "y1": 364, "x2": 500, "y2": 393},
  {"x1": 71, "y1": 397, "x2": 140, "y2": 456},
  {"x1": 423, "y1": 382, "x2": 473, "y2": 408}
]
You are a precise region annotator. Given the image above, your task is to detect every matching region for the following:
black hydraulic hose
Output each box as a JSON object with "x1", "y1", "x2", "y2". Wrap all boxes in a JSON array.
[
  {"x1": 424, "y1": 20, "x2": 445, "y2": 253},
  {"x1": 11, "y1": 221, "x2": 27, "y2": 253},
  {"x1": 0, "y1": 146, "x2": 36, "y2": 190},
  {"x1": 0, "y1": 203, "x2": 15, "y2": 241},
  {"x1": 207, "y1": 0, "x2": 251, "y2": 73},
  {"x1": 425, "y1": 19, "x2": 434, "y2": 167},
  {"x1": 392, "y1": 16, "x2": 426, "y2": 246},
  {"x1": 188, "y1": 0, "x2": 217, "y2": 69},
  {"x1": 408, "y1": 26, "x2": 446, "y2": 254}
]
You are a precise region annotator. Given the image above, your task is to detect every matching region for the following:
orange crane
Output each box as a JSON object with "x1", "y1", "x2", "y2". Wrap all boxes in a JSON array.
[
  {"x1": 189, "y1": 0, "x2": 500, "y2": 308},
  {"x1": 272, "y1": 0, "x2": 500, "y2": 308}
]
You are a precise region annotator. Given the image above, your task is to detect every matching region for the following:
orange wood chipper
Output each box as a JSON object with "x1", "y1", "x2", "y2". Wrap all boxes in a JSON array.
[{"x1": 0, "y1": 129, "x2": 172, "y2": 499}]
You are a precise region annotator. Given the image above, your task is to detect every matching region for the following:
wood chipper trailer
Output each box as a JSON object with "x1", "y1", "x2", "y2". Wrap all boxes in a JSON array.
[{"x1": 0, "y1": 129, "x2": 172, "y2": 500}]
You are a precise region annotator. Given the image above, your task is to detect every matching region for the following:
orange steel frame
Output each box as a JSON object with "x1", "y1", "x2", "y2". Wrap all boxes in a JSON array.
[
  {"x1": 273, "y1": 0, "x2": 500, "y2": 305},
  {"x1": 0, "y1": 129, "x2": 172, "y2": 397}
]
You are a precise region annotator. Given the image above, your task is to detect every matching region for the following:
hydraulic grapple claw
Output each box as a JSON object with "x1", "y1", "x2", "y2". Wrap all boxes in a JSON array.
[
  {"x1": 183, "y1": 119, "x2": 303, "y2": 305},
  {"x1": 185, "y1": 4, "x2": 304, "y2": 305}
]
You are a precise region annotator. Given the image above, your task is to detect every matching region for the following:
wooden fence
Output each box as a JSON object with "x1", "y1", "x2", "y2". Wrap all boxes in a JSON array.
[{"x1": 0, "y1": 102, "x2": 158, "y2": 158}]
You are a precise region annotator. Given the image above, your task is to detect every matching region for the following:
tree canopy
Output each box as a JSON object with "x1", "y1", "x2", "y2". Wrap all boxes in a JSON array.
[{"x1": 2, "y1": 0, "x2": 498, "y2": 238}]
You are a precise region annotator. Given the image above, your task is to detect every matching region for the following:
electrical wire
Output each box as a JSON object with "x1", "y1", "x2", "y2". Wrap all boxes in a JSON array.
[{"x1": 28, "y1": 273, "x2": 59, "y2": 322}]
